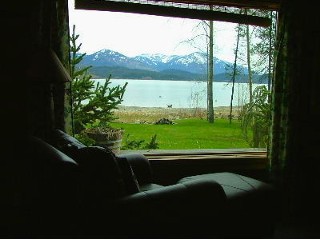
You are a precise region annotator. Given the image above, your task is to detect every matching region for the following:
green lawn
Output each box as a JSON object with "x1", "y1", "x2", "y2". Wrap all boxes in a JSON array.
[{"x1": 110, "y1": 118, "x2": 250, "y2": 150}]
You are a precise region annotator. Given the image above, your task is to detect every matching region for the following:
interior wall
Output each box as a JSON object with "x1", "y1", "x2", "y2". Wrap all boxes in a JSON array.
[{"x1": 3, "y1": 0, "x2": 320, "y2": 232}]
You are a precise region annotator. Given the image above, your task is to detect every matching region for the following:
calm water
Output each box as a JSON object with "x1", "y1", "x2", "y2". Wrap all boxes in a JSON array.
[{"x1": 95, "y1": 79, "x2": 266, "y2": 108}]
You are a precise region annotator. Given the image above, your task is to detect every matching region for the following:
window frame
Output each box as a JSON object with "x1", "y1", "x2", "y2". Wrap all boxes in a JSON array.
[{"x1": 69, "y1": 0, "x2": 276, "y2": 169}]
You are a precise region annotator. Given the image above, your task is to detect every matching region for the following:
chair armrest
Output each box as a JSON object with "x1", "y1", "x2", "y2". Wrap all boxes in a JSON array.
[
  {"x1": 115, "y1": 178, "x2": 227, "y2": 238},
  {"x1": 118, "y1": 153, "x2": 152, "y2": 185}
]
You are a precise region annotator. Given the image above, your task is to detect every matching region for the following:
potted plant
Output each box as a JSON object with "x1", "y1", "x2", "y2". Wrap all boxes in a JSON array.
[
  {"x1": 70, "y1": 25, "x2": 127, "y2": 153},
  {"x1": 81, "y1": 75, "x2": 127, "y2": 153},
  {"x1": 84, "y1": 76, "x2": 127, "y2": 153},
  {"x1": 84, "y1": 125, "x2": 124, "y2": 154}
]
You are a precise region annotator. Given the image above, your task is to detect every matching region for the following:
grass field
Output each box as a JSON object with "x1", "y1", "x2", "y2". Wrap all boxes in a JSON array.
[{"x1": 110, "y1": 106, "x2": 250, "y2": 150}]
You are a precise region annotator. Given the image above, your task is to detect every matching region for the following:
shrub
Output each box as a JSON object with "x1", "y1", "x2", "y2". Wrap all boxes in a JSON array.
[{"x1": 240, "y1": 85, "x2": 271, "y2": 148}]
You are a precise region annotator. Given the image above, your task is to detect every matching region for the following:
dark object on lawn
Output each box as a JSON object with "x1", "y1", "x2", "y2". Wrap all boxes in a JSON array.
[{"x1": 155, "y1": 118, "x2": 174, "y2": 125}]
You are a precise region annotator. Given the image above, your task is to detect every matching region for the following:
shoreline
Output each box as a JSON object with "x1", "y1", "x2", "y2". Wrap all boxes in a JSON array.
[
  {"x1": 117, "y1": 104, "x2": 240, "y2": 109},
  {"x1": 114, "y1": 105, "x2": 242, "y2": 123}
]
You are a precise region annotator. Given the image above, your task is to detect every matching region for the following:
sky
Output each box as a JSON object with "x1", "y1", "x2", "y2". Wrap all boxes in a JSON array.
[{"x1": 68, "y1": 0, "x2": 238, "y2": 62}]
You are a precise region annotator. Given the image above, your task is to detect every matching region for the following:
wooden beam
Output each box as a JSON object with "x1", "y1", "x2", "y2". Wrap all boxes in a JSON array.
[
  {"x1": 163, "y1": 0, "x2": 280, "y2": 11},
  {"x1": 75, "y1": 0, "x2": 271, "y2": 27}
]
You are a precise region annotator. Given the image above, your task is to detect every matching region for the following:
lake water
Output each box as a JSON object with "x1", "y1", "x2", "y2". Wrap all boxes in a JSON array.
[{"x1": 95, "y1": 79, "x2": 266, "y2": 108}]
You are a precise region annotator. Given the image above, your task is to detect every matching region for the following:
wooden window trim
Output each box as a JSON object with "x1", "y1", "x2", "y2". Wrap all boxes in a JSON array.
[
  {"x1": 74, "y1": 0, "x2": 276, "y2": 27},
  {"x1": 120, "y1": 148, "x2": 268, "y2": 170}
]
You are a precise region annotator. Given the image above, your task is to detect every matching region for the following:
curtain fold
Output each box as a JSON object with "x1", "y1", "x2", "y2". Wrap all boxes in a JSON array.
[
  {"x1": 269, "y1": 2, "x2": 288, "y2": 180},
  {"x1": 269, "y1": 0, "x2": 320, "y2": 220},
  {"x1": 27, "y1": 0, "x2": 71, "y2": 138},
  {"x1": 269, "y1": 0, "x2": 292, "y2": 218},
  {"x1": 51, "y1": 0, "x2": 73, "y2": 135}
]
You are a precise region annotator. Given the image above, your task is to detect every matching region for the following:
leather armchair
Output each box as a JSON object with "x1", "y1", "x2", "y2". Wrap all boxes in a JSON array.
[
  {"x1": 24, "y1": 132, "x2": 227, "y2": 238},
  {"x1": 22, "y1": 129, "x2": 276, "y2": 238}
]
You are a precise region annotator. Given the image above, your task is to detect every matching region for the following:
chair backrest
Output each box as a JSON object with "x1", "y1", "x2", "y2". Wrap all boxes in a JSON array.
[
  {"x1": 49, "y1": 129, "x2": 141, "y2": 196},
  {"x1": 25, "y1": 136, "x2": 80, "y2": 236}
]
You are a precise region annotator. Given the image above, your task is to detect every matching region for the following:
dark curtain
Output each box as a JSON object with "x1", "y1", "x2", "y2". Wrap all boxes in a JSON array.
[
  {"x1": 2, "y1": 1, "x2": 71, "y2": 234},
  {"x1": 268, "y1": 0, "x2": 290, "y2": 216},
  {"x1": 270, "y1": 0, "x2": 320, "y2": 221},
  {"x1": 27, "y1": 0, "x2": 72, "y2": 139},
  {"x1": 51, "y1": 0, "x2": 73, "y2": 135}
]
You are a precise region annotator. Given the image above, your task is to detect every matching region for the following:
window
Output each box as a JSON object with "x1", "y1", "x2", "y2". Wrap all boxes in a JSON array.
[{"x1": 68, "y1": 0, "x2": 278, "y2": 168}]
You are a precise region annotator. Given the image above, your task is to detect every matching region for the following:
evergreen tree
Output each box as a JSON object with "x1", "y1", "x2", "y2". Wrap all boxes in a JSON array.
[{"x1": 69, "y1": 25, "x2": 127, "y2": 134}]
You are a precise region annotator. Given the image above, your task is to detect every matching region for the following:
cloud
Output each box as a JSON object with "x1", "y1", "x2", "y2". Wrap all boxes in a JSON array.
[{"x1": 68, "y1": 0, "x2": 237, "y2": 61}]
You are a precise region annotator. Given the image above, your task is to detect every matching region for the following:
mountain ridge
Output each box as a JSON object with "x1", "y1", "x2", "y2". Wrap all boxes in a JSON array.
[{"x1": 79, "y1": 49, "x2": 267, "y2": 84}]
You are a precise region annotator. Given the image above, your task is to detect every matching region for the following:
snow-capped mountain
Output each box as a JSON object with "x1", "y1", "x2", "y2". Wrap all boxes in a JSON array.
[
  {"x1": 76, "y1": 48, "x2": 262, "y2": 82},
  {"x1": 132, "y1": 53, "x2": 178, "y2": 70},
  {"x1": 80, "y1": 49, "x2": 155, "y2": 71},
  {"x1": 80, "y1": 48, "x2": 234, "y2": 75}
]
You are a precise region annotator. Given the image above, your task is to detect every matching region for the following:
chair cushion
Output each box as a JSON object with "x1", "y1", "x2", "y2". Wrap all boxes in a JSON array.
[
  {"x1": 178, "y1": 172, "x2": 273, "y2": 198},
  {"x1": 49, "y1": 129, "x2": 86, "y2": 159},
  {"x1": 178, "y1": 172, "x2": 276, "y2": 238},
  {"x1": 119, "y1": 153, "x2": 153, "y2": 185},
  {"x1": 139, "y1": 183, "x2": 164, "y2": 192},
  {"x1": 117, "y1": 157, "x2": 140, "y2": 194}
]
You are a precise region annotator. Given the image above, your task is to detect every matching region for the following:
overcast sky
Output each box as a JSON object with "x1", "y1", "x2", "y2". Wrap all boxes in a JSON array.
[{"x1": 68, "y1": 0, "x2": 238, "y2": 62}]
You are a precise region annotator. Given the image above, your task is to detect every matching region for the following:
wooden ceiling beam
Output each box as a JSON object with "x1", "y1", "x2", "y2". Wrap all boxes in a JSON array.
[
  {"x1": 75, "y1": 0, "x2": 272, "y2": 27},
  {"x1": 163, "y1": 0, "x2": 280, "y2": 11}
]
